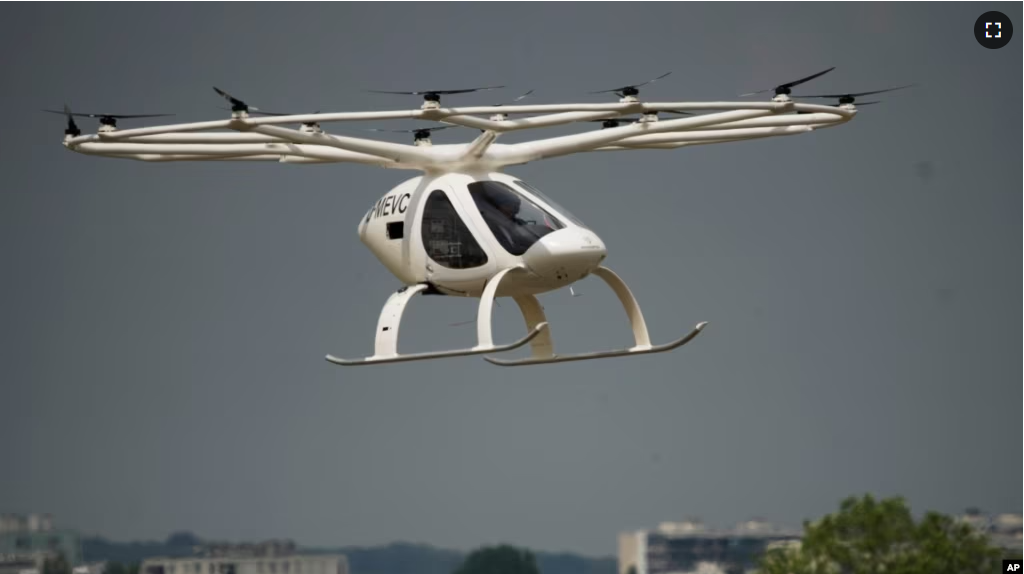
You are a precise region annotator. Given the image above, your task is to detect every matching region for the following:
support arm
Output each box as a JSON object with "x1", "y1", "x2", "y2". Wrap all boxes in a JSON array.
[
  {"x1": 247, "y1": 125, "x2": 429, "y2": 166},
  {"x1": 70, "y1": 142, "x2": 394, "y2": 166},
  {"x1": 494, "y1": 108, "x2": 778, "y2": 165}
]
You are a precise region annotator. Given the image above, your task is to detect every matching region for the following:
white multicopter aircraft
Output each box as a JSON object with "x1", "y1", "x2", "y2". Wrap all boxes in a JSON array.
[{"x1": 51, "y1": 69, "x2": 910, "y2": 366}]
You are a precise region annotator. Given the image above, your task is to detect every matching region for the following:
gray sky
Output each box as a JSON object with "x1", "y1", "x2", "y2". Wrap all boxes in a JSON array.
[{"x1": 1, "y1": 2, "x2": 1020, "y2": 558}]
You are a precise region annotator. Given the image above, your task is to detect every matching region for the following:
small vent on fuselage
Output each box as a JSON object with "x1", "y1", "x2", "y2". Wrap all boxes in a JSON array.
[{"x1": 386, "y1": 221, "x2": 404, "y2": 240}]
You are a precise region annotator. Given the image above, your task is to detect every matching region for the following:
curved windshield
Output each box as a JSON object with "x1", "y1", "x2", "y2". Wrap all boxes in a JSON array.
[
  {"x1": 512, "y1": 179, "x2": 588, "y2": 229},
  {"x1": 468, "y1": 181, "x2": 565, "y2": 256}
]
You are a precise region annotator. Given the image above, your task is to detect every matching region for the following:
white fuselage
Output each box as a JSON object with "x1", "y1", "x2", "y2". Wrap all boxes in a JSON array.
[{"x1": 357, "y1": 172, "x2": 607, "y2": 298}]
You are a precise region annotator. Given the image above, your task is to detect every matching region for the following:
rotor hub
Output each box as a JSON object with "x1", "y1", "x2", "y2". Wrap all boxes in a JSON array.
[{"x1": 412, "y1": 129, "x2": 434, "y2": 146}]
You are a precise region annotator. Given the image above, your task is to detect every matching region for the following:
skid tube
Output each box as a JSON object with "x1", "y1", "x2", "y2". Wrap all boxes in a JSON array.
[
  {"x1": 326, "y1": 267, "x2": 542, "y2": 366},
  {"x1": 484, "y1": 266, "x2": 707, "y2": 366}
]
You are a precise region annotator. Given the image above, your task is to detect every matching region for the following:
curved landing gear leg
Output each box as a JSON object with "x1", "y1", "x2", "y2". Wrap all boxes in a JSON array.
[
  {"x1": 326, "y1": 267, "x2": 547, "y2": 366},
  {"x1": 484, "y1": 266, "x2": 707, "y2": 366}
]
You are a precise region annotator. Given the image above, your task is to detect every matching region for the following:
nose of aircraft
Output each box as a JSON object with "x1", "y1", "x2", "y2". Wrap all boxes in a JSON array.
[{"x1": 521, "y1": 227, "x2": 607, "y2": 281}]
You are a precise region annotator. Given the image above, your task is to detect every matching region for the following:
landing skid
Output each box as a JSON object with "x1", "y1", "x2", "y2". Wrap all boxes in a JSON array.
[
  {"x1": 326, "y1": 267, "x2": 540, "y2": 366},
  {"x1": 326, "y1": 266, "x2": 706, "y2": 367},
  {"x1": 484, "y1": 322, "x2": 706, "y2": 366},
  {"x1": 325, "y1": 323, "x2": 547, "y2": 366},
  {"x1": 485, "y1": 266, "x2": 708, "y2": 366}
]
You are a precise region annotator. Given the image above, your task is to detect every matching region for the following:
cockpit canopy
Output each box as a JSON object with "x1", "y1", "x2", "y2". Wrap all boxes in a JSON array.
[
  {"x1": 467, "y1": 179, "x2": 587, "y2": 256},
  {"x1": 469, "y1": 181, "x2": 564, "y2": 255},
  {"x1": 412, "y1": 176, "x2": 591, "y2": 273}
]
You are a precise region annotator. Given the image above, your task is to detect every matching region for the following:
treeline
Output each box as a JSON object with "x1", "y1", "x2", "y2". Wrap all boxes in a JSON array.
[{"x1": 81, "y1": 539, "x2": 616, "y2": 574}]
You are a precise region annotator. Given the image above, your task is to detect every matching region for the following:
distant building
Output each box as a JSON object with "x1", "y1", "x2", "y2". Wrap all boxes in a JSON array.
[
  {"x1": 140, "y1": 541, "x2": 346, "y2": 574},
  {"x1": 72, "y1": 562, "x2": 108, "y2": 574},
  {"x1": 957, "y1": 509, "x2": 1023, "y2": 550},
  {"x1": 619, "y1": 509, "x2": 1022, "y2": 574},
  {"x1": 0, "y1": 515, "x2": 55, "y2": 536},
  {"x1": 0, "y1": 514, "x2": 82, "y2": 574},
  {"x1": 618, "y1": 519, "x2": 801, "y2": 574}
]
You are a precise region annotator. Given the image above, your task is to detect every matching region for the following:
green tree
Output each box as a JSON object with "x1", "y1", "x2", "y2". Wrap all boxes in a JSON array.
[
  {"x1": 105, "y1": 561, "x2": 141, "y2": 574},
  {"x1": 758, "y1": 494, "x2": 1014, "y2": 574},
  {"x1": 453, "y1": 545, "x2": 540, "y2": 574}
]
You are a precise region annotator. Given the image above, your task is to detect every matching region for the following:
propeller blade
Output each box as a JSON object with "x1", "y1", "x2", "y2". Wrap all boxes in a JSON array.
[
  {"x1": 49, "y1": 104, "x2": 80, "y2": 136},
  {"x1": 44, "y1": 110, "x2": 174, "y2": 119},
  {"x1": 213, "y1": 87, "x2": 243, "y2": 105},
  {"x1": 739, "y1": 67, "x2": 836, "y2": 96},
  {"x1": 216, "y1": 106, "x2": 321, "y2": 117},
  {"x1": 590, "y1": 71, "x2": 672, "y2": 94},
  {"x1": 510, "y1": 89, "x2": 534, "y2": 102},
  {"x1": 363, "y1": 126, "x2": 453, "y2": 134},
  {"x1": 365, "y1": 86, "x2": 505, "y2": 96},
  {"x1": 793, "y1": 84, "x2": 916, "y2": 99},
  {"x1": 636, "y1": 71, "x2": 673, "y2": 88},
  {"x1": 365, "y1": 89, "x2": 429, "y2": 95},
  {"x1": 779, "y1": 67, "x2": 836, "y2": 90},
  {"x1": 493, "y1": 89, "x2": 534, "y2": 107},
  {"x1": 213, "y1": 87, "x2": 257, "y2": 111}
]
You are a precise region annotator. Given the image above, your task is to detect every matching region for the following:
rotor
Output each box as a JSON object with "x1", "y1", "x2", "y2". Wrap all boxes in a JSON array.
[
  {"x1": 792, "y1": 84, "x2": 916, "y2": 106},
  {"x1": 44, "y1": 105, "x2": 173, "y2": 131},
  {"x1": 589, "y1": 72, "x2": 672, "y2": 100},
  {"x1": 212, "y1": 87, "x2": 326, "y2": 131},
  {"x1": 739, "y1": 67, "x2": 836, "y2": 97},
  {"x1": 47, "y1": 104, "x2": 80, "y2": 136},
  {"x1": 213, "y1": 86, "x2": 259, "y2": 113},
  {"x1": 364, "y1": 85, "x2": 505, "y2": 107}
]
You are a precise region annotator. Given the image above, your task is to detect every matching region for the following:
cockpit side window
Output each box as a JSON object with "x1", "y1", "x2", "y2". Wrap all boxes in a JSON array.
[
  {"x1": 420, "y1": 190, "x2": 488, "y2": 269},
  {"x1": 468, "y1": 181, "x2": 565, "y2": 256}
]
